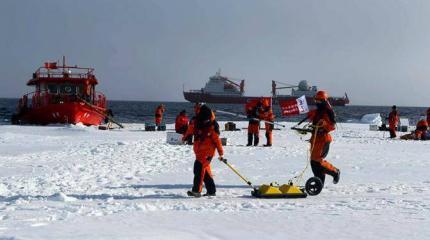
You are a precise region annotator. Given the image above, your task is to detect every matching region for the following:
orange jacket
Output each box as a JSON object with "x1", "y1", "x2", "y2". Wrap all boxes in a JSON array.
[
  {"x1": 260, "y1": 109, "x2": 274, "y2": 121},
  {"x1": 415, "y1": 120, "x2": 428, "y2": 140},
  {"x1": 175, "y1": 115, "x2": 189, "y2": 133},
  {"x1": 388, "y1": 110, "x2": 399, "y2": 129},
  {"x1": 183, "y1": 118, "x2": 196, "y2": 141},
  {"x1": 193, "y1": 126, "x2": 223, "y2": 163},
  {"x1": 155, "y1": 106, "x2": 165, "y2": 124},
  {"x1": 260, "y1": 108, "x2": 274, "y2": 130},
  {"x1": 307, "y1": 108, "x2": 336, "y2": 143},
  {"x1": 155, "y1": 106, "x2": 165, "y2": 118}
]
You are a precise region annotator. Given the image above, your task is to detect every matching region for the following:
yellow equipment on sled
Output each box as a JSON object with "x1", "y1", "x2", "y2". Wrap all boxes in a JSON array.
[
  {"x1": 220, "y1": 121, "x2": 326, "y2": 198},
  {"x1": 220, "y1": 158, "x2": 311, "y2": 198},
  {"x1": 251, "y1": 182, "x2": 307, "y2": 198}
]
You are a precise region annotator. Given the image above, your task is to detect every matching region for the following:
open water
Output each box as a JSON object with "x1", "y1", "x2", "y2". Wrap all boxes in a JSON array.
[{"x1": 0, "y1": 98, "x2": 428, "y2": 125}]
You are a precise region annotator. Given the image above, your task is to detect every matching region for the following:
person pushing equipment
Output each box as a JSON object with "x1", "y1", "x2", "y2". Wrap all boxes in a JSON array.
[{"x1": 300, "y1": 90, "x2": 340, "y2": 185}]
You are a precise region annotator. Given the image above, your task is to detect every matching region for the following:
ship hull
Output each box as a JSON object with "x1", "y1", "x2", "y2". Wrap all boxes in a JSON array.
[
  {"x1": 184, "y1": 92, "x2": 349, "y2": 106},
  {"x1": 13, "y1": 102, "x2": 106, "y2": 125},
  {"x1": 184, "y1": 91, "x2": 261, "y2": 104}
]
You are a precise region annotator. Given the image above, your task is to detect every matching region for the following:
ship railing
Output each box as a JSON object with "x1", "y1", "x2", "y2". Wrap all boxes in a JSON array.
[
  {"x1": 34, "y1": 71, "x2": 95, "y2": 80},
  {"x1": 17, "y1": 91, "x2": 107, "y2": 112}
]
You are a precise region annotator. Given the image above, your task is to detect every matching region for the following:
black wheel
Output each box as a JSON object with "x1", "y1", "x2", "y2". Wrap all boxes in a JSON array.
[{"x1": 305, "y1": 177, "x2": 323, "y2": 196}]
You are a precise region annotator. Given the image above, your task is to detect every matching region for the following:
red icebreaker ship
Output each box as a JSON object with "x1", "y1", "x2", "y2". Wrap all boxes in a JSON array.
[{"x1": 12, "y1": 58, "x2": 107, "y2": 125}]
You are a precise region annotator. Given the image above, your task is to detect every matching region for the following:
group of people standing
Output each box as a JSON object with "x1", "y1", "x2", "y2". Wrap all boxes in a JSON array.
[
  {"x1": 388, "y1": 105, "x2": 430, "y2": 140},
  {"x1": 164, "y1": 90, "x2": 341, "y2": 197},
  {"x1": 245, "y1": 98, "x2": 275, "y2": 147}
]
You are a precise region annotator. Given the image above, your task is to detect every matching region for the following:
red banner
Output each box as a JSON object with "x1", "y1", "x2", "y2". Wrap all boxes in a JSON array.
[{"x1": 279, "y1": 96, "x2": 309, "y2": 116}]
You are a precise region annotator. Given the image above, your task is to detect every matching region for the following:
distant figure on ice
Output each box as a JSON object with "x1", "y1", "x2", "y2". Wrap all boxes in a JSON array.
[
  {"x1": 246, "y1": 100, "x2": 262, "y2": 146},
  {"x1": 259, "y1": 99, "x2": 275, "y2": 147},
  {"x1": 175, "y1": 110, "x2": 191, "y2": 143},
  {"x1": 305, "y1": 90, "x2": 340, "y2": 185},
  {"x1": 414, "y1": 120, "x2": 428, "y2": 140},
  {"x1": 387, "y1": 105, "x2": 399, "y2": 138},
  {"x1": 175, "y1": 110, "x2": 189, "y2": 134},
  {"x1": 400, "y1": 119, "x2": 429, "y2": 140},
  {"x1": 187, "y1": 104, "x2": 224, "y2": 198},
  {"x1": 182, "y1": 103, "x2": 202, "y2": 145},
  {"x1": 154, "y1": 104, "x2": 165, "y2": 130}
]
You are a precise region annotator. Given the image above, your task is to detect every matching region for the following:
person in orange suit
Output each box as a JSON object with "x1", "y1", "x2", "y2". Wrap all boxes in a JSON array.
[
  {"x1": 305, "y1": 90, "x2": 340, "y2": 185},
  {"x1": 401, "y1": 119, "x2": 429, "y2": 140},
  {"x1": 388, "y1": 105, "x2": 399, "y2": 138},
  {"x1": 246, "y1": 101, "x2": 262, "y2": 146},
  {"x1": 414, "y1": 119, "x2": 428, "y2": 140},
  {"x1": 187, "y1": 104, "x2": 224, "y2": 198},
  {"x1": 154, "y1": 104, "x2": 165, "y2": 130},
  {"x1": 426, "y1": 108, "x2": 430, "y2": 126},
  {"x1": 175, "y1": 110, "x2": 189, "y2": 134},
  {"x1": 260, "y1": 99, "x2": 275, "y2": 147},
  {"x1": 183, "y1": 103, "x2": 202, "y2": 145}
]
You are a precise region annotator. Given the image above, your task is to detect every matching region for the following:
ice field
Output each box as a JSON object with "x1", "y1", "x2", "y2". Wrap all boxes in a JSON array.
[{"x1": 0, "y1": 122, "x2": 429, "y2": 239}]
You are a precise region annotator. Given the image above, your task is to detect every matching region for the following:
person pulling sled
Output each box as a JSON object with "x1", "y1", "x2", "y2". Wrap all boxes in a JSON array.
[{"x1": 187, "y1": 104, "x2": 224, "y2": 197}]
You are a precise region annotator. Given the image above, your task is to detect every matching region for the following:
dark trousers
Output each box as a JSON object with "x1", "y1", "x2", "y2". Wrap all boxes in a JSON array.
[
  {"x1": 192, "y1": 160, "x2": 216, "y2": 194},
  {"x1": 310, "y1": 142, "x2": 336, "y2": 184},
  {"x1": 176, "y1": 125, "x2": 188, "y2": 134},
  {"x1": 247, "y1": 133, "x2": 259, "y2": 146},
  {"x1": 389, "y1": 129, "x2": 396, "y2": 138}
]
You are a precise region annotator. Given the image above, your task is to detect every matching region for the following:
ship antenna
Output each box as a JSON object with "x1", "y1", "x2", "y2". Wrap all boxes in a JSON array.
[{"x1": 216, "y1": 68, "x2": 221, "y2": 76}]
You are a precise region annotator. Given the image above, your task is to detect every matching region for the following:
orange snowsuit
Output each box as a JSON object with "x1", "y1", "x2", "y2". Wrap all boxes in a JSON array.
[
  {"x1": 175, "y1": 114, "x2": 189, "y2": 134},
  {"x1": 182, "y1": 104, "x2": 202, "y2": 145},
  {"x1": 388, "y1": 110, "x2": 399, "y2": 138},
  {"x1": 415, "y1": 120, "x2": 428, "y2": 140},
  {"x1": 260, "y1": 108, "x2": 275, "y2": 146},
  {"x1": 307, "y1": 107, "x2": 338, "y2": 184},
  {"x1": 246, "y1": 104, "x2": 261, "y2": 146},
  {"x1": 191, "y1": 124, "x2": 224, "y2": 194},
  {"x1": 155, "y1": 105, "x2": 165, "y2": 125}
]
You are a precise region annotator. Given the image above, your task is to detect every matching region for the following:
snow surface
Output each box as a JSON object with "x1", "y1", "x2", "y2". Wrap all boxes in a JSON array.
[{"x1": 0, "y1": 122, "x2": 429, "y2": 239}]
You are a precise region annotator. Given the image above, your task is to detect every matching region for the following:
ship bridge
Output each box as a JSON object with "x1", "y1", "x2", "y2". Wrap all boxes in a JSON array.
[{"x1": 202, "y1": 71, "x2": 244, "y2": 96}]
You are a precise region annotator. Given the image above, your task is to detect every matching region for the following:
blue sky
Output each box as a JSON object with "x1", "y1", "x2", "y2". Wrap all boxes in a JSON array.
[{"x1": 1, "y1": 0, "x2": 429, "y2": 106}]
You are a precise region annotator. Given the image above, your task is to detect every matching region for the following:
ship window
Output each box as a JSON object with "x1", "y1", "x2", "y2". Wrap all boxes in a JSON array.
[
  {"x1": 47, "y1": 84, "x2": 58, "y2": 94},
  {"x1": 60, "y1": 84, "x2": 76, "y2": 95}
]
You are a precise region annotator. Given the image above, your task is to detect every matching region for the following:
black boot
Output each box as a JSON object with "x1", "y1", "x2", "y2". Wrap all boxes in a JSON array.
[
  {"x1": 264, "y1": 132, "x2": 270, "y2": 146},
  {"x1": 333, "y1": 169, "x2": 340, "y2": 184},
  {"x1": 203, "y1": 193, "x2": 216, "y2": 197},
  {"x1": 187, "y1": 190, "x2": 201, "y2": 198},
  {"x1": 247, "y1": 133, "x2": 253, "y2": 146},
  {"x1": 254, "y1": 135, "x2": 259, "y2": 146}
]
